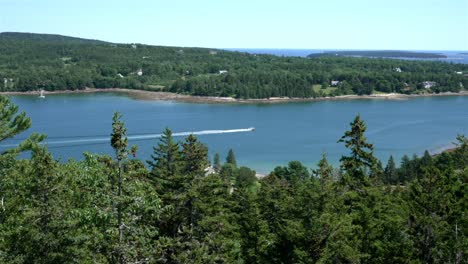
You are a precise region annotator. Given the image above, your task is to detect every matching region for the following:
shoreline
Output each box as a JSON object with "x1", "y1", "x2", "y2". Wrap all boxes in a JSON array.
[{"x1": 1, "y1": 88, "x2": 468, "y2": 104}]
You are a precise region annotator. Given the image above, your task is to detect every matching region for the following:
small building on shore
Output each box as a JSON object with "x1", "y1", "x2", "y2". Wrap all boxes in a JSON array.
[
  {"x1": 3, "y1": 78, "x2": 14, "y2": 89},
  {"x1": 422, "y1": 81, "x2": 437, "y2": 89}
]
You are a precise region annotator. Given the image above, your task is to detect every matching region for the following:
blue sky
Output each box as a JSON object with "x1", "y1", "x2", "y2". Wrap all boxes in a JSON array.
[{"x1": 1, "y1": 0, "x2": 467, "y2": 50}]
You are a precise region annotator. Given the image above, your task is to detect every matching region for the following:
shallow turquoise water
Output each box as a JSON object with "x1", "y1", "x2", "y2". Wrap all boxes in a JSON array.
[{"x1": 3, "y1": 93, "x2": 468, "y2": 173}]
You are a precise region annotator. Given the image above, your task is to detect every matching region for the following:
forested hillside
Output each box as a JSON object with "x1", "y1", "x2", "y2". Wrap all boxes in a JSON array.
[
  {"x1": 0, "y1": 95, "x2": 466, "y2": 263},
  {"x1": 1, "y1": 32, "x2": 467, "y2": 98},
  {"x1": 0, "y1": 32, "x2": 108, "y2": 44}
]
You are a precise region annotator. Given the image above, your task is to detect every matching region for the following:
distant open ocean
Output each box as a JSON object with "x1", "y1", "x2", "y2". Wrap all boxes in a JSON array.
[{"x1": 226, "y1": 49, "x2": 468, "y2": 64}]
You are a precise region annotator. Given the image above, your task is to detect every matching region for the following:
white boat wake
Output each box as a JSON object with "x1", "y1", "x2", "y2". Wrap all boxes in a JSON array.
[{"x1": 0, "y1": 127, "x2": 255, "y2": 147}]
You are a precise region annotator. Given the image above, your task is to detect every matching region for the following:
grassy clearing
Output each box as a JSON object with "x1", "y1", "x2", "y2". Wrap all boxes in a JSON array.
[{"x1": 313, "y1": 84, "x2": 337, "y2": 95}]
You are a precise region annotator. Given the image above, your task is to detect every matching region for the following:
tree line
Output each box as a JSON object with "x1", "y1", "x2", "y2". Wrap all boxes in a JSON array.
[
  {"x1": 0, "y1": 95, "x2": 466, "y2": 263},
  {"x1": 1, "y1": 32, "x2": 467, "y2": 98}
]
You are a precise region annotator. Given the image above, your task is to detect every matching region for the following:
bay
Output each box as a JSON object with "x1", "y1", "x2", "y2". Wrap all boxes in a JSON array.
[
  {"x1": 228, "y1": 49, "x2": 468, "y2": 64},
  {"x1": 2, "y1": 93, "x2": 468, "y2": 174}
]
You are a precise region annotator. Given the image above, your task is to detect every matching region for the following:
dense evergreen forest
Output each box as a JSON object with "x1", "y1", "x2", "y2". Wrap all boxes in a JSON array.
[
  {"x1": 0, "y1": 95, "x2": 466, "y2": 263},
  {"x1": 1, "y1": 32, "x2": 467, "y2": 98}
]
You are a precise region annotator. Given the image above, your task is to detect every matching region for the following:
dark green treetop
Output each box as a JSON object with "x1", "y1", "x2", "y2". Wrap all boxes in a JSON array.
[
  {"x1": 338, "y1": 114, "x2": 379, "y2": 188},
  {"x1": 181, "y1": 134, "x2": 208, "y2": 176},
  {"x1": 0, "y1": 95, "x2": 45, "y2": 154},
  {"x1": 226, "y1": 148, "x2": 237, "y2": 167},
  {"x1": 213, "y1": 152, "x2": 221, "y2": 172},
  {"x1": 147, "y1": 127, "x2": 182, "y2": 187},
  {"x1": 384, "y1": 155, "x2": 398, "y2": 184}
]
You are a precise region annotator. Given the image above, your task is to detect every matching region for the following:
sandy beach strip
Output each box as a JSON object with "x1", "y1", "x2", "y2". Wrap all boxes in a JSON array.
[{"x1": 1, "y1": 88, "x2": 468, "y2": 104}]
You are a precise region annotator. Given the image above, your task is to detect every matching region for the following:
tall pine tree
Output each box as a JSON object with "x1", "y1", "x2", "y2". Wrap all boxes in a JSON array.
[
  {"x1": 147, "y1": 127, "x2": 182, "y2": 193},
  {"x1": 110, "y1": 112, "x2": 128, "y2": 264},
  {"x1": 384, "y1": 155, "x2": 398, "y2": 184},
  {"x1": 338, "y1": 114, "x2": 379, "y2": 188},
  {"x1": 226, "y1": 149, "x2": 237, "y2": 167}
]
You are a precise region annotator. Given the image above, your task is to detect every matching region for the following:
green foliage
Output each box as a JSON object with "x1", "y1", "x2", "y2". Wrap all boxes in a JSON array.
[
  {"x1": 399, "y1": 154, "x2": 418, "y2": 183},
  {"x1": 189, "y1": 174, "x2": 242, "y2": 262},
  {"x1": 235, "y1": 166, "x2": 257, "y2": 189},
  {"x1": 219, "y1": 163, "x2": 237, "y2": 185},
  {"x1": 147, "y1": 127, "x2": 182, "y2": 190},
  {"x1": 110, "y1": 112, "x2": 129, "y2": 263},
  {"x1": 384, "y1": 155, "x2": 398, "y2": 184},
  {"x1": 226, "y1": 148, "x2": 237, "y2": 167},
  {"x1": 271, "y1": 160, "x2": 311, "y2": 184},
  {"x1": 408, "y1": 166, "x2": 466, "y2": 263},
  {"x1": 314, "y1": 153, "x2": 334, "y2": 185},
  {"x1": 0, "y1": 95, "x2": 30, "y2": 142},
  {"x1": 232, "y1": 185, "x2": 270, "y2": 263},
  {"x1": 338, "y1": 114, "x2": 380, "y2": 188},
  {"x1": 0, "y1": 95, "x2": 45, "y2": 155},
  {"x1": 1, "y1": 33, "x2": 466, "y2": 97},
  {"x1": 213, "y1": 152, "x2": 221, "y2": 172},
  {"x1": 0, "y1": 102, "x2": 467, "y2": 263},
  {"x1": 181, "y1": 134, "x2": 208, "y2": 176},
  {"x1": 130, "y1": 144, "x2": 138, "y2": 158},
  {"x1": 453, "y1": 134, "x2": 468, "y2": 167}
]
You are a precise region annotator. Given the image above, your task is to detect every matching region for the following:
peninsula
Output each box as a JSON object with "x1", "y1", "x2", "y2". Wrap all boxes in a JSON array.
[
  {"x1": 307, "y1": 50, "x2": 447, "y2": 59},
  {"x1": 1, "y1": 32, "x2": 467, "y2": 99}
]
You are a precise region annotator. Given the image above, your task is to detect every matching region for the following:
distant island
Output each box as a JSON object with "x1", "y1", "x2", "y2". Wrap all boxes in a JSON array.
[
  {"x1": 0, "y1": 32, "x2": 466, "y2": 98},
  {"x1": 307, "y1": 50, "x2": 447, "y2": 59}
]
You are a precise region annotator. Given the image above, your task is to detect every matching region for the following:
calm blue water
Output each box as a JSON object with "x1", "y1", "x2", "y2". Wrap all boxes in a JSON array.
[
  {"x1": 228, "y1": 49, "x2": 468, "y2": 64},
  {"x1": 2, "y1": 94, "x2": 468, "y2": 173}
]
